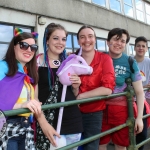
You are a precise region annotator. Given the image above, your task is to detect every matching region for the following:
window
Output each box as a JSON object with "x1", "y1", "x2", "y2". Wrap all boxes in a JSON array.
[
  {"x1": 148, "y1": 48, "x2": 150, "y2": 57},
  {"x1": 66, "y1": 33, "x2": 80, "y2": 54},
  {"x1": 0, "y1": 25, "x2": 13, "y2": 42},
  {"x1": 66, "y1": 34, "x2": 72, "y2": 49},
  {"x1": 129, "y1": 44, "x2": 135, "y2": 56},
  {"x1": 0, "y1": 24, "x2": 33, "y2": 60},
  {"x1": 0, "y1": 44, "x2": 9, "y2": 60},
  {"x1": 109, "y1": 0, "x2": 121, "y2": 13},
  {"x1": 96, "y1": 38, "x2": 108, "y2": 52},
  {"x1": 0, "y1": 24, "x2": 13, "y2": 59},
  {"x1": 73, "y1": 35, "x2": 79, "y2": 49},
  {"x1": 124, "y1": 0, "x2": 133, "y2": 18},
  {"x1": 145, "y1": 3, "x2": 150, "y2": 25},
  {"x1": 66, "y1": 33, "x2": 108, "y2": 54},
  {"x1": 135, "y1": 0, "x2": 144, "y2": 22},
  {"x1": 92, "y1": 0, "x2": 106, "y2": 7},
  {"x1": 16, "y1": 27, "x2": 32, "y2": 33}
]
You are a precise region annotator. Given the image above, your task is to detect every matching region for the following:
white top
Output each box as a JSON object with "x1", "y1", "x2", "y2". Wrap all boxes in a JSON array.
[{"x1": 137, "y1": 57, "x2": 150, "y2": 86}]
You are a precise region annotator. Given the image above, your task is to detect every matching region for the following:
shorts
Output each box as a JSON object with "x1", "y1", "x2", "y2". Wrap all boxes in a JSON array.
[{"x1": 100, "y1": 104, "x2": 136, "y2": 147}]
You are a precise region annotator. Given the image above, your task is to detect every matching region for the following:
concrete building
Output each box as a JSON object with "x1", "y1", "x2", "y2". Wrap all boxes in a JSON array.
[{"x1": 0, "y1": 0, "x2": 150, "y2": 58}]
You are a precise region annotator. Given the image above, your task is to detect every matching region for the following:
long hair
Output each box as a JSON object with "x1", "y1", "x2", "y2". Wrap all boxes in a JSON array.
[
  {"x1": 4, "y1": 32, "x2": 38, "y2": 85},
  {"x1": 43, "y1": 23, "x2": 68, "y2": 89}
]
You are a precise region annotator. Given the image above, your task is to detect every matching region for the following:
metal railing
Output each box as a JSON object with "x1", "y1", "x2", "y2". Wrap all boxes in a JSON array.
[{"x1": 3, "y1": 78, "x2": 150, "y2": 150}]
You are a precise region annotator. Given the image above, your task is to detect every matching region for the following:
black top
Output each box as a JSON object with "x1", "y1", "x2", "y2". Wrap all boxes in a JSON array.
[{"x1": 38, "y1": 67, "x2": 83, "y2": 134}]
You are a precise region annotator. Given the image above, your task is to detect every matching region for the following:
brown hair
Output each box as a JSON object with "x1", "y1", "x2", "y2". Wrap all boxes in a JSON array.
[
  {"x1": 4, "y1": 32, "x2": 38, "y2": 85},
  {"x1": 45, "y1": 23, "x2": 68, "y2": 42},
  {"x1": 77, "y1": 25, "x2": 96, "y2": 40},
  {"x1": 107, "y1": 28, "x2": 130, "y2": 44}
]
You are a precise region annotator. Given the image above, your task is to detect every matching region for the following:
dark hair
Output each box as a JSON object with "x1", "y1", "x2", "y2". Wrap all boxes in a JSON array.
[
  {"x1": 43, "y1": 23, "x2": 68, "y2": 62},
  {"x1": 77, "y1": 25, "x2": 96, "y2": 40},
  {"x1": 43, "y1": 23, "x2": 68, "y2": 89},
  {"x1": 107, "y1": 28, "x2": 130, "y2": 43},
  {"x1": 4, "y1": 32, "x2": 38, "y2": 85},
  {"x1": 45, "y1": 23, "x2": 68, "y2": 41},
  {"x1": 135, "y1": 36, "x2": 148, "y2": 47}
]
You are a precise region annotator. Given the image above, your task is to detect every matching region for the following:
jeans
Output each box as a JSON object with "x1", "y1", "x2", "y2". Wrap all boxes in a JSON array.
[
  {"x1": 136, "y1": 105, "x2": 147, "y2": 150},
  {"x1": 7, "y1": 134, "x2": 26, "y2": 150},
  {"x1": 6, "y1": 116, "x2": 28, "y2": 150},
  {"x1": 82, "y1": 111, "x2": 103, "y2": 150}
]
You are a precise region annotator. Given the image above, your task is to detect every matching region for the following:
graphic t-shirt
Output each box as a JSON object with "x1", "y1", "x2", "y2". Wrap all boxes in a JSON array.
[
  {"x1": 136, "y1": 57, "x2": 150, "y2": 99},
  {"x1": 136, "y1": 57, "x2": 150, "y2": 86},
  {"x1": 113, "y1": 53, "x2": 141, "y2": 93},
  {"x1": 106, "y1": 53, "x2": 141, "y2": 105}
]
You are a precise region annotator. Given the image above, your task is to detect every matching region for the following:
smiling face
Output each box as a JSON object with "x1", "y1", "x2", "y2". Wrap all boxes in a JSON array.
[
  {"x1": 78, "y1": 28, "x2": 96, "y2": 52},
  {"x1": 14, "y1": 38, "x2": 35, "y2": 66},
  {"x1": 47, "y1": 29, "x2": 66, "y2": 56},
  {"x1": 134, "y1": 41, "x2": 148, "y2": 58},
  {"x1": 108, "y1": 34, "x2": 127, "y2": 58}
]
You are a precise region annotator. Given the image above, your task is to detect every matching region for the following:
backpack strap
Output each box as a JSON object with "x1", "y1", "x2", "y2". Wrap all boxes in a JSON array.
[{"x1": 128, "y1": 56, "x2": 134, "y2": 73}]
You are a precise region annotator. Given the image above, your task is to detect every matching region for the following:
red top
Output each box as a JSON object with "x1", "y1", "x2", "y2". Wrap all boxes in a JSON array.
[{"x1": 79, "y1": 51, "x2": 115, "y2": 113}]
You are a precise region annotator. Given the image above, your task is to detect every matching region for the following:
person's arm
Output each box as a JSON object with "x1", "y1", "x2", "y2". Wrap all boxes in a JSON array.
[
  {"x1": 77, "y1": 86, "x2": 112, "y2": 99},
  {"x1": 34, "y1": 84, "x2": 60, "y2": 147},
  {"x1": 13, "y1": 100, "x2": 42, "y2": 115},
  {"x1": 77, "y1": 54, "x2": 115, "y2": 99},
  {"x1": 143, "y1": 84, "x2": 150, "y2": 88},
  {"x1": 13, "y1": 83, "x2": 42, "y2": 114},
  {"x1": 132, "y1": 80, "x2": 144, "y2": 134},
  {"x1": 35, "y1": 112, "x2": 60, "y2": 147}
]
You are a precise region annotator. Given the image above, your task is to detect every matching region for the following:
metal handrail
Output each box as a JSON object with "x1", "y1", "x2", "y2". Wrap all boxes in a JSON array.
[{"x1": 2, "y1": 78, "x2": 150, "y2": 150}]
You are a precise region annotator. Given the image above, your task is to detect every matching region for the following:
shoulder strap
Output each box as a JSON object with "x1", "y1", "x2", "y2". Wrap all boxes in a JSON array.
[
  {"x1": 36, "y1": 53, "x2": 45, "y2": 67},
  {"x1": 128, "y1": 56, "x2": 134, "y2": 73}
]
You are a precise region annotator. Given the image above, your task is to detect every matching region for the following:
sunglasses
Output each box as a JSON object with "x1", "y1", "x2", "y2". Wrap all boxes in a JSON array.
[{"x1": 17, "y1": 42, "x2": 38, "y2": 52}]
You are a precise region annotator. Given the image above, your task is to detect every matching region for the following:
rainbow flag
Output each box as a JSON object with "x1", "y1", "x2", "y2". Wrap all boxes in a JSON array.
[{"x1": 0, "y1": 61, "x2": 28, "y2": 111}]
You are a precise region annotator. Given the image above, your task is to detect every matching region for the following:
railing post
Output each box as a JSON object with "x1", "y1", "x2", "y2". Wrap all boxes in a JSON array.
[{"x1": 125, "y1": 78, "x2": 136, "y2": 150}]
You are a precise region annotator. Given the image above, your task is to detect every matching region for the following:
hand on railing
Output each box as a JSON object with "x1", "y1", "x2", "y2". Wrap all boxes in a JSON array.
[{"x1": 21, "y1": 100, "x2": 42, "y2": 115}]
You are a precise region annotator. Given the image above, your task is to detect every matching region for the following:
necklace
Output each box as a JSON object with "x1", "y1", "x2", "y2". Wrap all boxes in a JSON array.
[
  {"x1": 48, "y1": 56, "x2": 61, "y2": 67},
  {"x1": 52, "y1": 60, "x2": 61, "y2": 67}
]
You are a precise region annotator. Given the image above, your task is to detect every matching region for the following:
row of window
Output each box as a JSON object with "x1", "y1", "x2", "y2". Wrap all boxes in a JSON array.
[
  {"x1": 66, "y1": 33, "x2": 109, "y2": 52},
  {"x1": 66, "y1": 33, "x2": 150, "y2": 57},
  {"x1": 0, "y1": 24, "x2": 150, "y2": 59},
  {"x1": 89, "y1": 0, "x2": 150, "y2": 25}
]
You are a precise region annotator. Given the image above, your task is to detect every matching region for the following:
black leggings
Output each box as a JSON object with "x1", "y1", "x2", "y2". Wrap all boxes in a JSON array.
[{"x1": 136, "y1": 105, "x2": 147, "y2": 150}]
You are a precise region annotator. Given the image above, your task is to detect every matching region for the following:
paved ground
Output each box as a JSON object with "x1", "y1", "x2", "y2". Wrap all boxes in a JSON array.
[{"x1": 108, "y1": 129, "x2": 150, "y2": 150}]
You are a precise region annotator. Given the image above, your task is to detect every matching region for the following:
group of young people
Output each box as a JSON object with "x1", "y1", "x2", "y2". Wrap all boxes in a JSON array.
[{"x1": 0, "y1": 22, "x2": 149, "y2": 150}]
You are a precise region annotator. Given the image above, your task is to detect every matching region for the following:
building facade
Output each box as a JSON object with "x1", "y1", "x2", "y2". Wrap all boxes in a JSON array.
[{"x1": 0, "y1": 0, "x2": 150, "y2": 59}]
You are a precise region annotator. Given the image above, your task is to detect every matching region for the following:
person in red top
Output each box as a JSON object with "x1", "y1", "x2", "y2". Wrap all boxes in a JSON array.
[{"x1": 76, "y1": 25, "x2": 115, "y2": 150}]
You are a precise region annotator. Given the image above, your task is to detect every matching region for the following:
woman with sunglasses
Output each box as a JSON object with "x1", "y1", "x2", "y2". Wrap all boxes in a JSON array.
[
  {"x1": 0, "y1": 28, "x2": 42, "y2": 150},
  {"x1": 35, "y1": 23, "x2": 83, "y2": 150}
]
